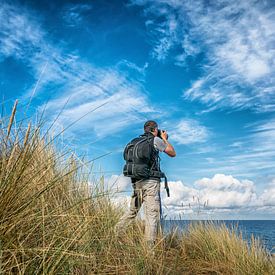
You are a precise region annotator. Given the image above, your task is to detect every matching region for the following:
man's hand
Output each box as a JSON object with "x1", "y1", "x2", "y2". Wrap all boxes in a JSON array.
[
  {"x1": 160, "y1": 130, "x2": 168, "y2": 141},
  {"x1": 161, "y1": 130, "x2": 176, "y2": 157}
]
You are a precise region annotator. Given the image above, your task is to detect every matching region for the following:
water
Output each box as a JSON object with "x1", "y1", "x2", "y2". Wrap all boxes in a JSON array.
[{"x1": 162, "y1": 220, "x2": 275, "y2": 253}]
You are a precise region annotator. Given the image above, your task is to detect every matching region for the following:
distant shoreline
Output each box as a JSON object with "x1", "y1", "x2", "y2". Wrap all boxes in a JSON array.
[{"x1": 162, "y1": 220, "x2": 275, "y2": 253}]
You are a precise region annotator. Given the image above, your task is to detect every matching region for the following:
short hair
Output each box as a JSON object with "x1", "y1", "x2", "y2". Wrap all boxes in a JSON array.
[{"x1": 144, "y1": 120, "x2": 158, "y2": 133}]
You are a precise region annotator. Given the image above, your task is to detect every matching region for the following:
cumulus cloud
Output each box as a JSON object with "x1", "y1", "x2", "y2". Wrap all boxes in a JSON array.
[
  {"x1": 169, "y1": 119, "x2": 209, "y2": 145},
  {"x1": 105, "y1": 175, "x2": 132, "y2": 207},
  {"x1": 160, "y1": 174, "x2": 258, "y2": 217},
  {"x1": 259, "y1": 179, "x2": 275, "y2": 206},
  {"x1": 194, "y1": 174, "x2": 257, "y2": 208},
  {"x1": 162, "y1": 180, "x2": 197, "y2": 206},
  {"x1": 106, "y1": 174, "x2": 131, "y2": 193},
  {"x1": 108, "y1": 173, "x2": 274, "y2": 218},
  {"x1": 107, "y1": 173, "x2": 275, "y2": 218},
  {"x1": 195, "y1": 174, "x2": 254, "y2": 191}
]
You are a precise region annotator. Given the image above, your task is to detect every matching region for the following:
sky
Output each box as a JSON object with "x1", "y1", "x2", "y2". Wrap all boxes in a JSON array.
[{"x1": 0, "y1": 0, "x2": 275, "y2": 219}]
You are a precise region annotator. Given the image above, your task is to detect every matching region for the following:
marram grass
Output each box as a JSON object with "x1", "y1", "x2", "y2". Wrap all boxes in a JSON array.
[{"x1": 0, "y1": 101, "x2": 274, "y2": 274}]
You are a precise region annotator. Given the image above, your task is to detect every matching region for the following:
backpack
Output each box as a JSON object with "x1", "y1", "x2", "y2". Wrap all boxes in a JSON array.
[
  {"x1": 123, "y1": 133, "x2": 170, "y2": 197},
  {"x1": 123, "y1": 133, "x2": 157, "y2": 179}
]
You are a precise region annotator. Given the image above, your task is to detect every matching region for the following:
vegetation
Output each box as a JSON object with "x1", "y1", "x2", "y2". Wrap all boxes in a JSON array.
[{"x1": 0, "y1": 101, "x2": 274, "y2": 274}]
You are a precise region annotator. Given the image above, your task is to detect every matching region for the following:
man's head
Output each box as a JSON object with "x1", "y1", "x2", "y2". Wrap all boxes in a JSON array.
[{"x1": 144, "y1": 120, "x2": 158, "y2": 136}]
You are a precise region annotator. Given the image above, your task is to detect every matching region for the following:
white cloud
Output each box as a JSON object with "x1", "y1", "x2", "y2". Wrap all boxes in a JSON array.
[
  {"x1": 62, "y1": 4, "x2": 92, "y2": 27},
  {"x1": 195, "y1": 174, "x2": 254, "y2": 191},
  {"x1": 44, "y1": 71, "x2": 155, "y2": 137},
  {"x1": 106, "y1": 174, "x2": 131, "y2": 193},
  {"x1": 112, "y1": 173, "x2": 275, "y2": 219},
  {"x1": 162, "y1": 180, "x2": 198, "y2": 207},
  {"x1": 146, "y1": 11, "x2": 179, "y2": 61},
  {"x1": 0, "y1": 2, "x2": 159, "y2": 140},
  {"x1": 170, "y1": 119, "x2": 209, "y2": 145},
  {"x1": 105, "y1": 175, "x2": 132, "y2": 208},
  {"x1": 259, "y1": 179, "x2": 275, "y2": 206},
  {"x1": 131, "y1": 0, "x2": 275, "y2": 112},
  {"x1": 194, "y1": 174, "x2": 257, "y2": 208},
  {"x1": 0, "y1": 4, "x2": 45, "y2": 60},
  {"x1": 189, "y1": 117, "x2": 275, "y2": 180},
  {"x1": 160, "y1": 174, "x2": 258, "y2": 214},
  {"x1": 226, "y1": 118, "x2": 275, "y2": 173},
  {"x1": 117, "y1": 60, "x2": 149, "y2": 78}
]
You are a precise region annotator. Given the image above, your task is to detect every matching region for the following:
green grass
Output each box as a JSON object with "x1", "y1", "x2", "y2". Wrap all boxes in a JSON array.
[{"x1": 0, "y1": 101, "x2": 274, "y2": 274}]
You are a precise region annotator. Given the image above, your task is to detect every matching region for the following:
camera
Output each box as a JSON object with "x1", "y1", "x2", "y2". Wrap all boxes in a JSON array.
[{"x1": 157, "y1": 129, "x2": 168, "y2": 140}]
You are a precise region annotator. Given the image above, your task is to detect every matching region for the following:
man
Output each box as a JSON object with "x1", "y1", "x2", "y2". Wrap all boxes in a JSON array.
[{"x1": 115, "y1": 120, "x2": 176, "y2": 246}]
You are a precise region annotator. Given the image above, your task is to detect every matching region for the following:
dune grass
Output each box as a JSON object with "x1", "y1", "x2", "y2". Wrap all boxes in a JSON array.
[{"x1": 0, "y1": 101, "x2": 274, "y2": 274}]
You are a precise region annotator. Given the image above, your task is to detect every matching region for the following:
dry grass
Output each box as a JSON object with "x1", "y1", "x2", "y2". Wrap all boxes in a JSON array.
[{"x1": 0, "y1": 101, "x2": 274, "y2": 274}]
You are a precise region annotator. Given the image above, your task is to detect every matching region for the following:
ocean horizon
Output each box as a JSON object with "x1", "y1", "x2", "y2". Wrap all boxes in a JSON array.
[{"x1": 162, "y1": 220, "x2": 275, "y2": 254}]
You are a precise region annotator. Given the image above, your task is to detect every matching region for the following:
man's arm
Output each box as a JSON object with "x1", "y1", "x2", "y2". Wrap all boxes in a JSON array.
[{"x1": 161, "y1": 131, "x2": 176, "y2": 157}]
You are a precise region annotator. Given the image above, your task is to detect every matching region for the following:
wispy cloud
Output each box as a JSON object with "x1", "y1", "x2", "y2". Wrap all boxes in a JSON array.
[
  {"x1": 116, "y1": 59, "x2": 149, "y2": 80},
  {"x1": 0, "y1": 2, "x2": 158, "y2": 139},
  {"x1": 62, "y1": 4, "x2": 92, "y2": 27},
  {"x1": 0, "y1": 3, "x2": 45, "y2": 61},
  {"x1": 151, "y1": 14, "x2": 178, "y2": 61},
  {"x1": 185, "y1": 118, "x2": 275, "y2": 179},
  {"x1": 170, "y1": 118, "x2": 209, "y2": 145},
  {"x1": 47, "y1": 75, "x2": 155, "y2": 138},
  {"x1": 131, "y1": 0, "x2": 275, "y2": 112},
  {"x1": 223, "y1": 117, "x2": 275, "y2": 174}
]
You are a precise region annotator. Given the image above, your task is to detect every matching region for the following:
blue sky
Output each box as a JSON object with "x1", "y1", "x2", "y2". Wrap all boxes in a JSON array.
[{"x1": 1, "y1": 0, "x2": 275, "y2": 219}]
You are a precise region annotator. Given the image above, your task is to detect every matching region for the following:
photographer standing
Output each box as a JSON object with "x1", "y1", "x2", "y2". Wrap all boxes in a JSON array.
[{"x1": 115, "y1": 120, "x2": 176, "y2": 246}]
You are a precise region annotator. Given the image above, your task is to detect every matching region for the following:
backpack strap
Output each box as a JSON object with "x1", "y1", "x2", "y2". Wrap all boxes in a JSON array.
[{"x1": 142, "y1": 134, "x2": 169, "y2": 197}]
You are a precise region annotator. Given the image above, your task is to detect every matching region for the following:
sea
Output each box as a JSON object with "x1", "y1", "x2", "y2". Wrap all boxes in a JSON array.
[{"x1": 162, "y1": 220, "x2": 275, "y2": 254}]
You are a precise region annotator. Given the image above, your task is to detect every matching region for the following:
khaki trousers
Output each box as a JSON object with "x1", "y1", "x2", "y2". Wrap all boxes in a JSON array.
[{"x1": 115, "y1": 179, "x2": 161, "y2": 243}]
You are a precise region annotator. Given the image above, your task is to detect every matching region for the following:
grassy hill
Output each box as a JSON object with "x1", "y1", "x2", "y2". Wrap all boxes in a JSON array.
[{"x1": 0, "y1": 101, "x2": 274, "y2": 274}]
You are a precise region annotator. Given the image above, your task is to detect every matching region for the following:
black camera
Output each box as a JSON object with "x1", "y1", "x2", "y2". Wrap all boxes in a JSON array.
[{"x1": 157, "y1": 129, "x2": 168, "y2": 140}]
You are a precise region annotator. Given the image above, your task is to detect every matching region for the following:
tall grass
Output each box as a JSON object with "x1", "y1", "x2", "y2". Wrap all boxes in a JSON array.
[{"x1": 0, "y1": 101, "x2": 274, "y2": 274}]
